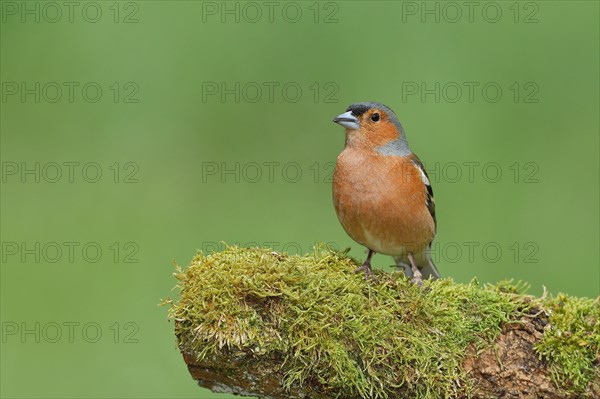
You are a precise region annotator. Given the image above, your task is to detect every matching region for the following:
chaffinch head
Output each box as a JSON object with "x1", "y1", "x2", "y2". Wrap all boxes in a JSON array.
[{"x1": 332, "y1": 102, "x2": 439, "y2": 285}]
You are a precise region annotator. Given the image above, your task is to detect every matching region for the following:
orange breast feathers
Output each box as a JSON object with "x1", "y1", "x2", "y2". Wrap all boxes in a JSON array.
[{"x1": 332, "y1": 149, "x2": 436, "y2": 256}]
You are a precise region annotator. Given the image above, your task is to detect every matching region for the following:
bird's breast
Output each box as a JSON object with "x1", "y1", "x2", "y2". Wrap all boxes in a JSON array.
[{"x1": 333, "y1": 149, "x2": 435, "y2": 255}]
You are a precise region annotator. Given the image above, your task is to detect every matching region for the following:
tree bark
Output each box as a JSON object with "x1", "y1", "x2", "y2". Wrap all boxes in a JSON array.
[
  {"x1": 170, "y1": 248, "x2": 599, "y2": 399},
  {"x1": 177, "y1": 309, "x2": 600, "y2": 399}
]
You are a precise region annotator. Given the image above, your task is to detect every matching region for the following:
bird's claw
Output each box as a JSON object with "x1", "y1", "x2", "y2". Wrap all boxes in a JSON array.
[
  {"x1": 407, "y1": 252, "x2": 424, "y2": 287},
  {"x1": 354, "y1": 263, "x2": 375, "y2": 280},
  {"x1": 410, "y1": 276, "x2": 424, "y2": 287}
]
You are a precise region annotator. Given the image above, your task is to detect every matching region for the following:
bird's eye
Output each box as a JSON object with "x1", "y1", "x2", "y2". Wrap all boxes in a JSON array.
[{"x1": 371, "y1": 113, "x2": 380, "y2": 122}]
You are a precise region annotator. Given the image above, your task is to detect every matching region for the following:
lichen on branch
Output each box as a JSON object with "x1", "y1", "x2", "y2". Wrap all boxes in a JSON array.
[{"x1": 165, "y1": 245, "x2": 600, "y2": 399}]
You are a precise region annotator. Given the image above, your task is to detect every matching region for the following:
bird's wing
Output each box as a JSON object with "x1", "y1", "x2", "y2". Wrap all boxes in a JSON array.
[{"x1": 409, "y1": 154, "x2": 436, "y2": 232}]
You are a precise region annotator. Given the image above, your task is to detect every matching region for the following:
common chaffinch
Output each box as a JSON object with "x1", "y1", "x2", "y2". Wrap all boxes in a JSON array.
[{"x1": 332, "y1": 102, "x2": 440, "y2": 285}]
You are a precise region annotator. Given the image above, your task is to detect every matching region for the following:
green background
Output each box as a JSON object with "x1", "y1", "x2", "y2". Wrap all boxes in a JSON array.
[{"x1": 1, "y1": 1, "x2": 598, "y2": 398}]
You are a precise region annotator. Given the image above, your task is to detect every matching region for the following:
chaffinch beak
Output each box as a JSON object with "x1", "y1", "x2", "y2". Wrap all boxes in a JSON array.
[{"x1": 333, "y1": 111, "x2": 359, "y2": 130}]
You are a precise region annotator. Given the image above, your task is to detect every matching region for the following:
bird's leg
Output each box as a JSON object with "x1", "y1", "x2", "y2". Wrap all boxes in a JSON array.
[
  {"x1": 407, "y1": 252, "x2": 423, "y2": 287},
  {"x1": 355, "y1": 249, "x2": 375, "y2": 279}
]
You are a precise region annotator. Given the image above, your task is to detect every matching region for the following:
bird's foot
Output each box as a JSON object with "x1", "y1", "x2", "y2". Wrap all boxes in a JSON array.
[
  {"x1": 407, "y1": 252, "x2": 424, "y2": 287},
  {"x1": 410, "y1": 275, "x2": 424, "y2": 287},
  {"x1": 354, "y1": 262, "x2": 374, "y2": 280},
  {"x1": 355, "y1": 249, "x2": 377, "y2": 280}
]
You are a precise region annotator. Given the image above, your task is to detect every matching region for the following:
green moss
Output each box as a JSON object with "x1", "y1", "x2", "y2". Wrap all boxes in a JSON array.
[
  {"x1": 166, "y1": 245, "x2": 597, "y2": 398},
  {"x1": 535, "y1": 293, "x2": 600, "y2": 392}
]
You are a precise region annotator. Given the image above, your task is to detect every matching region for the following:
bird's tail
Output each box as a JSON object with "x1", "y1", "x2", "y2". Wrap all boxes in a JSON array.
[{"x1": 420, "y1": 251, "x2": 440, "y2": 280}]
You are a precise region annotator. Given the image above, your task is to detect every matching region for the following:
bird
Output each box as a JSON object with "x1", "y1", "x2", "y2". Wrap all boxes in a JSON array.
[{"x1": 332, "y1": 101, "x2": 440, "y2": 285}]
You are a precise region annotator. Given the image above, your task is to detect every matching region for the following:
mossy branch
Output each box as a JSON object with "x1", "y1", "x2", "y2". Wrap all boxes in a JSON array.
[{"x1": 166, "y1": 245, "x2": 600, "y2": 399}]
